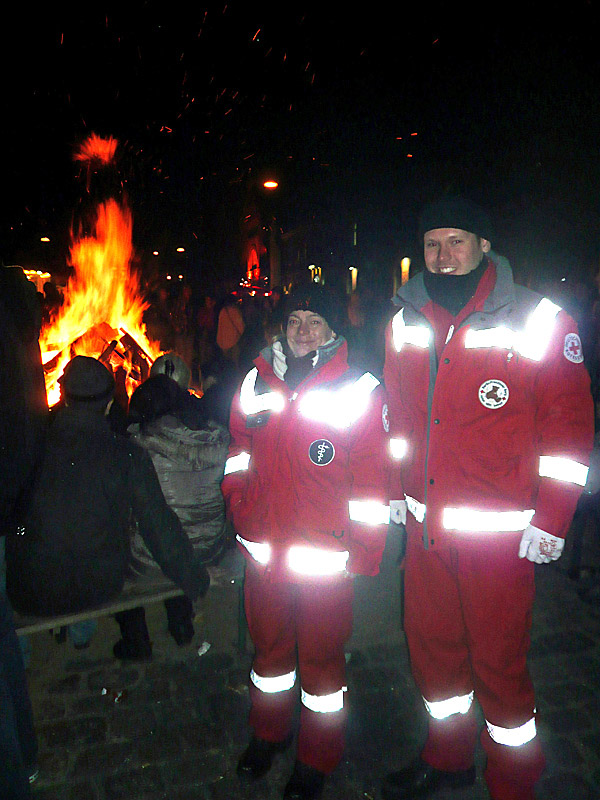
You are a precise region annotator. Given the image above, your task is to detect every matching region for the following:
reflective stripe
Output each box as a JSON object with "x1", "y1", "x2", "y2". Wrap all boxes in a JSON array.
[
  {"x1": 423, "y1": 692, "x2": 474, "y2": 720},
  {"x1": 390, "y1": 437, "x2": 408, "y2": 459},
  {"x1": 443, "y1": 507, "x2": 535, "y2": 532},
  {"x1": 348, "y1": 500, "x2": 390, "y2": 525},
  {"x1": 486, "y1": 717, "x2": 537, "y2": 747},
  {"x1": 405, "y1": 494, "x2": 426, "y2": 523},
  {"x1": 539, "y1": 455, "x2": 589, "y2": 487},
  {"x1": 251, "y1": 668, "x2": 296, "y2": 694},
  {"x1": 239, "y1": 368, "x2": 285, "y2": 416},
  {"x1": 298, "y1": 372, "x2": 380, "y2": 429},
  {"x1": 464, "y1": 298, "x2": 561, "y2": 362},
  {"x1": 301, "y1": 686, "x2": 346, "y2": 713},
  {"x1": 392, "y1": 309, "x2": 431, "y2": 352},
  {"x1": 288, "y1": 546, "x2": 349, "y2": 576},
  {"x1": 224, "y1": 451, "x2": 250, "y2": 475},
  {"x1": 236, "y1": 534, "x2": 271, "y2": 565}
]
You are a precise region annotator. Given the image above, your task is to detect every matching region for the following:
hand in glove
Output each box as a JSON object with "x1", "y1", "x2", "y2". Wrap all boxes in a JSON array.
[
  {"x1": 390, "y1": 499, "x2": 407, "y2": 526},
  {"x1": 518, "y1": 525, "x2": 565, "y2": 564}
]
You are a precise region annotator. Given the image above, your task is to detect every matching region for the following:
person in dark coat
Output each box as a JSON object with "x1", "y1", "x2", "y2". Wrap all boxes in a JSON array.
[
  {"x1": 0, "y1": 264, "x2": 47, "y2": 799},
  {"x1": 6, "y1": 356, "x2": 209, "y2": 661}
]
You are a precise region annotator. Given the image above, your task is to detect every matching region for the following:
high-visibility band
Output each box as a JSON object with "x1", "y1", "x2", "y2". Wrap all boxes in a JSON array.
[
  {"x1": 301, "y1": 686, "x2": 346, "y2": 713},
  {"x1": 392, "y1": 309, "x2": 431, "y2": 352},
  {"x1": 251, "y1": 669, "x2": 296, "y2": 694},
  {"x1": 298, "y1": 372, "x2": 380, "y2": 429},
  {"x1": 236, "y1": 534, "x2": 271, "y2": 565},
  {"x1": 443, "y1": 507, "x2": 535, "y2": 532},
  {"x1": 288, "y1": 546, "x2": 349, "y2": 576},
  {"x1": 239, "y1": 367, "x2": 285, "y2": 416},
  {"x1": 486, "y1": 716, "x2": 537, "y2": 747},
  {"x1": 539, "y1": 455, "x2": 589, "y2": 487},
  {"x1": 348, "y1": 500, "x2": 390, "y2": 525},
  {"x1": 464, "y1": 326, "x2": 515, "y2": 351},
  {"x1": 423, "y1": 692, "x2": 474, "y2": 720},
  {"x1": 224, "y1": 451, "x2": 251, "y2": 475},
  {"x1": 390, "y1": 438, "x2": 408, "y2": 459},
  {"x1": 405, "y1": 494, "x2": 426, "y2": 524}
]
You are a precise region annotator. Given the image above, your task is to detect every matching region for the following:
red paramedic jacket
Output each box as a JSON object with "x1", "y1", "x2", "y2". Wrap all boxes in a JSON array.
[
  {"x1": 383, "y1": 258, "x2": 594, "y2": 550},
  {"x1": 221, "y1": 337, "x2": 389, "y2": 581}
]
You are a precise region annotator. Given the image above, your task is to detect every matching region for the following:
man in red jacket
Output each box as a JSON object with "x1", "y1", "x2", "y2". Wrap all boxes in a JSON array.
[
  {"x1": 382, "y1": 197, "x2": 594, "y2": 800},
  {"x1": 221, "y1": 283, "x2": 389, "y2": 800}
]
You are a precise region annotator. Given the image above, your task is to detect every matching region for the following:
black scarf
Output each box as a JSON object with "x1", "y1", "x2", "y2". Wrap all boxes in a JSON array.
[
  {"x1": 281, "y1": 340, "x2": 316, "y2": 390},
  {"x1": 423, "y1": 256, "x2": 488, "y2": 316}
]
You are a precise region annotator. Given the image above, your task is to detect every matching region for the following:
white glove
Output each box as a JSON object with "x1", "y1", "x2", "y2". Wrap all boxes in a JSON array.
[
  {"x1": 390, "y1": 499, "x2": 407, "y2": 526},
  {"x1": 518, "y1": 525, "x2": 565, "y2": 564}
]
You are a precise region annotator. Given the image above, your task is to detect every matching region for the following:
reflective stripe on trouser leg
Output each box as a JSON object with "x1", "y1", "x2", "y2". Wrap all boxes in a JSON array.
[
  {"x1": 481, "y1": 720, "x2": 545, "y2": 800},
  {"x1": 296, "y1": 576, "x2": 354, "y2": 775},
  {"x1": 244, "y1": 565, "x2": 299, "y2": 742}
]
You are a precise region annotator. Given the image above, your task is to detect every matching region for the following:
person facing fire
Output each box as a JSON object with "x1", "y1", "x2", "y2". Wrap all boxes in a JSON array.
[
  {"x1": 221, "y1": 283, "x2": 389, "y2": 800},
  {"x1": 381, "y1": 197, "x2": 594, "y2": 800},
  {"x1": 6, "y1": 356, "x2": 209, "y2": 623}
]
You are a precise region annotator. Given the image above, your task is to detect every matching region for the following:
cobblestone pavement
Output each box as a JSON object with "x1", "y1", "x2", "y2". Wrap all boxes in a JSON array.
[{"x1": 24, "y1": 537, "x2": 600, "y2": 800}]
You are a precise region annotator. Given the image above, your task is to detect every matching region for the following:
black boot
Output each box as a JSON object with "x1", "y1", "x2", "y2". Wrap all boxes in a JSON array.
[
  {"x1": 283, "y1": 761, "x2": 325, "y2": 800},
  {"x1": 165, "y1": 595, "x2": 195, "y2": 646},
  {"x1": 113, "y1": 607, "x2": 152, "y2": 661},
  {"x1": 236, "y1": 735, "x2": 292, "y2": 780},
  {"x1": 382, "y1": 757, "x2": 476, "y2": 799}
]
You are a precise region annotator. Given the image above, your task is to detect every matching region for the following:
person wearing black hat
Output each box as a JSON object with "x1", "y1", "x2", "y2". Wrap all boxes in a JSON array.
[
  {"x1": 221, "y1": 283, "x2": 389, "y2": 800},
  {"x1": 382, "y1": 198, "x2": 594, "y2": 800},
  {"x1": 6, "y1": 356, "x2": 209, "y2": 653}
]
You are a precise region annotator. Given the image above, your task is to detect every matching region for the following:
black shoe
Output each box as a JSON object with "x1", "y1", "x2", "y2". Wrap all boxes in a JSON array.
[
  {"x1": 112, "y1": 638, "x2": 152, "y2": 661},
  {"x1": 236, "y1": 735, "x2": 292, "y2": 780},
  {"x1": 283, "y1": 761, "x2": 325, "y2": 800},
  {"x1": 382, "y1": 757, "x2": 476, "y2": 799}
]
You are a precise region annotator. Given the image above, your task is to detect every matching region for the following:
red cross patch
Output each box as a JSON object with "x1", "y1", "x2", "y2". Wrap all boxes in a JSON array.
[{"x1": 564, "y1": 333, "x2": 583, "y2": 364}]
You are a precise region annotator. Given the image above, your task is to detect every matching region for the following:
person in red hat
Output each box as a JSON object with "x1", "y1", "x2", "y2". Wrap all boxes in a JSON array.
[
  {"x1": 222, "y1": 283, "x2": 389, "y2": 800},
  {"x1": 381, "y1": 197, "x2": 594, "y2": 800}
]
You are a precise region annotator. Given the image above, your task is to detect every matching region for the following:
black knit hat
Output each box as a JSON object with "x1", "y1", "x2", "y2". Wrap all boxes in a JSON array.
[
  {"x1": 418, "y1": 196, "x2": 493, "y2": 241},
  {"x1": 59, "y1": 355, "x2": 114, "y2": 402},
  {"x1": 284, "y1": 283, "x2": 343, "y2": 331}
]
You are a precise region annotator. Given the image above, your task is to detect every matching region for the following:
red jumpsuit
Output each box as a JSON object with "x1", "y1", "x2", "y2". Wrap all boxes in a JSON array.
[
  {"x1": 383, "y1": 259, "x2": 594, "y2": 800},
  {"x1": 222, "y1": 336, "x2": 389, "y2": 774}
]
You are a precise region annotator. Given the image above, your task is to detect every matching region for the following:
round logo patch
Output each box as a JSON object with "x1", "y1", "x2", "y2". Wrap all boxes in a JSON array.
[
  {"x1": 382, "y1": 403, "x2": 390, "y2": 432},
  {"x1": 478, "y1": 379, "x2": 509, "y2": 409},
  {"x1": 309, "y1": 439, "x2": 335, "y2": 466},
  {"x1": 564, "y1": 333, "x2": 584, "y2": 363}
]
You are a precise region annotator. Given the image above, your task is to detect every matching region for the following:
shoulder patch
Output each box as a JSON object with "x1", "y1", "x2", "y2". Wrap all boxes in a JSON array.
[{"x1": 564, "y1": 333, "x2": 583, "y2": 363}]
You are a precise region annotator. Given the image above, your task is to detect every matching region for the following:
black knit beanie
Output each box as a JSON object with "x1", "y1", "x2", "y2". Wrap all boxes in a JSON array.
[{"x1": 418, "y1": 196, "x2": 493, "y2": 242}]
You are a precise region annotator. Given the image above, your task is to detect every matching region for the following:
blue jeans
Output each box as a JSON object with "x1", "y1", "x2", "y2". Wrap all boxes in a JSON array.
[{"x1": 0, "y1": 588, "x2": 35, "y2": 798}]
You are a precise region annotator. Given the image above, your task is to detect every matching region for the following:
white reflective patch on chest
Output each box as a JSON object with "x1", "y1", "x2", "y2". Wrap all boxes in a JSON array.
[
  {"x1": 478, "y1": 379, "x2": 509, "y2": 409},
  {"x1": 564, "y1": 333, "x2": 583, "y2": 363},
  {"x1": 382, "y1": 403, "x2": 390, "y2": 432}
]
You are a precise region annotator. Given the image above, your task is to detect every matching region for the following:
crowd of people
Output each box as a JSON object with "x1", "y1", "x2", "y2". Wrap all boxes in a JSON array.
[{"x1": 1, "y1": 196, "x2": 598, "y2": 800}]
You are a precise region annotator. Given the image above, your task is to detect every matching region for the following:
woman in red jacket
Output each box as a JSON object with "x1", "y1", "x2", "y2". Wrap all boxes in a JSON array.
[{"x1": 222, "y1": 283, "x2": 389, "y2": 800}]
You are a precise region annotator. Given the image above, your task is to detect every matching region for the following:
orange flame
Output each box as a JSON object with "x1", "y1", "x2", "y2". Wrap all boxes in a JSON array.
[
  {"x1": 41, "y1": 199, "x2": 161, "y2": 405},
  {"x1": 73, "y1": 133, "x2": 118, "y2": 165}
]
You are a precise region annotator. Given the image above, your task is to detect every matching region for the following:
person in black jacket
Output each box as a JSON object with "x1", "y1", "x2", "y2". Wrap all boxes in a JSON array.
[{"x1": 6, "y1": 356, "x2": 209, "y2": 660}]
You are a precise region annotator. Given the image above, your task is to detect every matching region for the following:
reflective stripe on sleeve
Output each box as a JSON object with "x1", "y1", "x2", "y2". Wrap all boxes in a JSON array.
[
  {"x1": 486, "y1": 716, "x2": 537, "y2": 747},
  {"x1": 224, "y1": 451, "x2": 251, "y2": 476},
  {"x1": 301, "y1": 686, "x2": 346, "y2": 713},
  {"x1": 288, "y1": 546, "x2": 349, "y2": 576},
  {"x1": 442, "y1": 507, "x2": 535, "y2": 532},
  {"x1": 348, "y1": 500, "x2": 390, "y2": 525},
  {"x1": 539, "y1": 455, "x2": 589, "y2": 487},
  {"x1": 236, "y1": 534, "x2": 271, "y2": 565},
  {"x1": 423, "y1": 692, "x2": 474, "y2": 720},
  {"x1": 251, "y1": 668, "x2": 296, "y2": 694},
  {"x1": 390, "y1": 437, "x2": 408, "y2": 459}
]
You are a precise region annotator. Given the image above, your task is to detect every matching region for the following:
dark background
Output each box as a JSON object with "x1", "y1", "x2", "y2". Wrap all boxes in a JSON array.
[{"x1": 2, "y1": 2, "x2": 600, "y2": 293}]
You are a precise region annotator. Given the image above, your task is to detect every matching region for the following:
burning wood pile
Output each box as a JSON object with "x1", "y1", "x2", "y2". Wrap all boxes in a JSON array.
[{"x1": 40, "y1": 137, "x2": 162, "y2": 405}]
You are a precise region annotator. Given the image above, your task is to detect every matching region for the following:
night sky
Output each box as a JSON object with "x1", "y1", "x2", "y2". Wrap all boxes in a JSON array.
[{"x1": 2, "y1": 3, "x2": 600, "y2": 290}]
